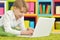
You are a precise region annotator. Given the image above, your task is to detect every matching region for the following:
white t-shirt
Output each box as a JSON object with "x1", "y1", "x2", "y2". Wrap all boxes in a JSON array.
[{"x1": 0, "y1": 10, "x2": 26, "y2": 35}]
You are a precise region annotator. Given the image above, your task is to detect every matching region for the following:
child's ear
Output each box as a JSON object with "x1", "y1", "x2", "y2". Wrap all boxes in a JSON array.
[
  {"x1": 14, "y1": 7, "x2": 16, "y2": 9},
  {"x1": 13, "y1": 7, "x2": 17, "y2": 11}
]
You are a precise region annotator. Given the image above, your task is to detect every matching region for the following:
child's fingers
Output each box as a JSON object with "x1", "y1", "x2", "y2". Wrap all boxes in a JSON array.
[{"x1": 27, "y1": 28, "x2": 34, "y2": 32}]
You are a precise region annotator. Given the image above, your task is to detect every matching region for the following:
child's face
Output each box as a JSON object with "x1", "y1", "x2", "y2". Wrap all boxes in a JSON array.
[{"x1": 14, "y1": 7, "x2": 27, "y2": 18}]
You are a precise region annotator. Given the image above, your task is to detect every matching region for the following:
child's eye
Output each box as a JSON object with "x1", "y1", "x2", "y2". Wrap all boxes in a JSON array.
[
  {"x1": 20, "y1": 11, "x2": 26, "y2": 13},
  {"x1": 20, "y1": 11, "x2": 24, "y2": 13}
]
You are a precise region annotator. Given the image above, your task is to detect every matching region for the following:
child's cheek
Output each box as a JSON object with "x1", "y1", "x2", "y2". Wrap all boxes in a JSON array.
[{"x1": 19, "y1": 14, "x2": 24, "y2": 18}]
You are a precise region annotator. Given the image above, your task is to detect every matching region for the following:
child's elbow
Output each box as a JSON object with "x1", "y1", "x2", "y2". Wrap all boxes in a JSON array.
[{"x1": 5, "y1": 29, "x2": 12, "y2": 33}]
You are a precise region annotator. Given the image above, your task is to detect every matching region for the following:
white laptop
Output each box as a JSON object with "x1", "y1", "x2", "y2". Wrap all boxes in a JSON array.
[{"x1": 19, "y1": 17, "x2": 55, "y2": 37}]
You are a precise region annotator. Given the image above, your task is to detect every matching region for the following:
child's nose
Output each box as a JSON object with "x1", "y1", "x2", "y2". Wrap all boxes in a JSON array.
[
  {"x1": 19, "y1": 14, "x2": 24, "y2": 17},
  {"x1": 22, "y1": 13, "x2": 24, "y2": 16}
]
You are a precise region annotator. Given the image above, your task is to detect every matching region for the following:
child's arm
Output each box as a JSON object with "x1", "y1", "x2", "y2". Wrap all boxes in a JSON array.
[
  {"x1": 19, "y1": 16, "x2": 26, "y2": 30},
  {"x1": 3, "y1": 14, "x2": 33, "y2": 35},
  {"x1": 3, "y1": 13, "x2": 21, "y2": 35},
  {"x1": 18, "y1": 16, "x2": 34, "y2": 35}
]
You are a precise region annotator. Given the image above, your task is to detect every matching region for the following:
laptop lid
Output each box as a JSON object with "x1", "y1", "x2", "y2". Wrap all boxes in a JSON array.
[{"x1": 32, "y1": 17, "x2": 55, "y2": 37}]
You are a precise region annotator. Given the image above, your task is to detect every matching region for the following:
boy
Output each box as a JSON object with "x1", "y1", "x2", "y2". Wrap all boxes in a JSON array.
[{"x1": 0, "y1": 0, "x2": 33, "y2": 36}]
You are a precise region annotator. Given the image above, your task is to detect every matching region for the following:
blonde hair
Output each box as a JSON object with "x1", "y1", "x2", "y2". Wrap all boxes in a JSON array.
[{"x1": 13, "y1": 0, "x2": 28, "y2": 12}]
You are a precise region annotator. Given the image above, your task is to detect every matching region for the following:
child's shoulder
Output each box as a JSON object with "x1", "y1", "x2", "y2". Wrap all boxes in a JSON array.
[
  {"x1": 4, "y1": 10, "x2": 14, "y2": 17},
  {"x1": 6, "y1": 10, "x2": 14, "y2": 15},
  {"x1": 6, "y1": 10, "x2": 13, "y2": 14}
]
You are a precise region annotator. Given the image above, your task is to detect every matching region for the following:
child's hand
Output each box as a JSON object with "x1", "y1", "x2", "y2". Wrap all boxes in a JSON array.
[
  {"x1": 21, "y1": 30, "x2": 33, "y2": 35},
  {"x1": 27, "y1": 28, "x2": 34, "y2": 32}
]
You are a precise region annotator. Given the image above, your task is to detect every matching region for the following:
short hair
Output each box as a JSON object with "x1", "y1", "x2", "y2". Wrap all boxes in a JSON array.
[{"x1": 13, "y1": 0, "x2": 28, "y2": 13}]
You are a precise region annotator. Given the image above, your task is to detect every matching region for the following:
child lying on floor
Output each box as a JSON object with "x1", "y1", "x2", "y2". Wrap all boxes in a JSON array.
[{"x1": 0, "y1": 0, "x2": 34, "y2": 36}]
